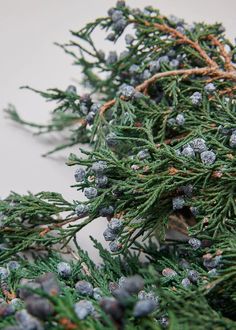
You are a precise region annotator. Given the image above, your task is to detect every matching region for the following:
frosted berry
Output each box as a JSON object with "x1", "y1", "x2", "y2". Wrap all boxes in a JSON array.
[
  {"x1": 93, "y1": 287, "x2": 102, "y2": 300},
  {"x1": 109, "y1": 240, "x2": 122, "y2": 252},
  {"x1": 107, "y1": 32, "x2": 116, "y2": 41},
  {"x1": 75, "y1": 204, "x2": 89, "y2": 217},
  {"x1": 129, "y1": 64, "x2": 139, "y2": 74},
  {"x1": 75, "y1": 280, "x2": 93, "y2": 296},
  {"x1": 188, "y1": 237, "x2": 201, "y2": 250},
  {"x1": 113, "y1": 18, "x2": 127, "y2": 33},
  {"x1": 181, "y1": 145, "x2": 195, "y2": 158},
  {"x1": 133, "y1": 299, "x2": 156, "y2": 318},
  {"x1": 119, "y1": 84, "x2": 135, "y2": 99},
  {"x1": 95, "y1": 175, "x2": 108, "y2": 188},
  {"x1": 141, "y1": 69, "x2": 151, "y2": 80},
  {"x1": 181, "y1": 184, "x2": 193, "y2": 197},
  {"x1": 7, "y1": 260, "x2": 20, "y2": 271},
  {"x1": 90, "y1": 103, "x2": 100, "y2": 114},
  {"x1": 138, "y1": 290, "x2": 159, "y2": 307},
  {"x1": 116, "y1": 0, "x2": 126, "y2": 7},
  {"x1": 74, "y1": 167, "x2": 86, "y2": 182},
  {"x1": 122, "y1": 275, "x2": 144, "y2": 294},
  {"x1": 125, "y1": 34, "x2": 134, "y2": 45},
  {"x1": 106, "y1": 132, "x2": 118, "y2": 147},
  {"x1": 159, "y1": 55, "x2": 169, "y2": 64},
  {"x1": 159, "y1": 316, "x2": 169, "y2": 327},
  {"x1": 190, "y1": 92, "x2": 202, "y2": 105},
  {"x1": 74, "y1": 300, "x2": 94, "y2": 320},
  {"x1": 108, "y1": 218, "x2": 123, "y2": 233},
  {"x1": 0, "y1": 267, "x2": 9, "y2": 279},
  {"x1": 190, "y1": 138, "x2": 207, "y2": 153},
  {"x1": 86, "y1": 111, "x2": 96, "y2": 125},
  {"x1": 148, "y1": 60, "x2": 160, "y2": 73},
  {"x1": 169, "y1": 59, "x2": 179, "y2": 68},
  {"x1": 57, "y1": 262, "x2": 72, "y2": 278},
  {"x1": 200, "y1": 150, "x2": 216, "y2": 165},
  {"x1": 66, "y1": 85, "x2": 77, "y2": 94},
  {"x1": 176, "y1": 113, "x2": 185, "y2": 125},
  {"x1": 181, "y1": 278, "x2": 191, "y2": 288},
  {"x1": 204, "y1": 83, "x2": 216, "y2": 94},
  {"x1": 137, "y1": 149, "x2": 150, "y2": 160},
  {"x1": 106, "y1": 51, "x2": 118, "y2": 65},
  {"x1": 229, "y1": 133, "x2": 236, "y2": 148},
  {"x1": 80, "y1": 103, "x2": 89, "y2": 115},
  {"x1": 99, "y1": 206, "x2": 114, "y2": 217},
  {"x1": 15, "y1": 309, "x2": 43, "y2": 330},
  {"x1": 172, "y1": 196, "x2": 185, "y2": 210},
  {"x1": 111, "y1": 10, "x2": 123, "y2": 22},
  {"x1": 103, "y1": 228, "x2": 117, "y2": 241},
  {"x1": 91, "y1": 161, "x2": 107, "y2": 175},
  {"x1": 187, "y1": 270, "x2": 199, "y2": 283},
  {"x1": 84, "y1": 187, "x2": 98, "y2": 199},
  {"x1": 208, "y1": 268, "x2": 218, "y2": 277}
]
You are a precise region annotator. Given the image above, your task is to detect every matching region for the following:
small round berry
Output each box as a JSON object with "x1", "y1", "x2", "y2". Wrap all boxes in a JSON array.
[
  {"x1": 116, "y1": 0, "x2": 126, "y2": 7},
  {"x1": 133, "y1": 299, "x2": 156, "y2": 318},
  {"x1": 91, "y1": 161, "x2": 107, "y2": 175},
  {"x1": 86, "y1": 111, "x2": 96, "y2": 125},
  {"x1": 176, "y1": 113, "x2": 185, "y2": 125},
  {"x1": 169, "y1": 59, "x2": 179, "y2": 68},
  {"x1": 66, "y1": 85, "x2": 77, "y2": 94},
  {"x1": 159, "y1": 55, "x2": 169, "y2": 64},
  {"x1": 7, "y1": 260, "x2": 20, "y2": 271},
  {"x1": 229, "y1": 133, "x2": 236, "y2": 148},
  {"x1": 181, "y1": 145, "x2": 195, "y2": 158},
  {"x1": 106, "y1": 132, "x2": 118, "y2": 147},
  {"x1": 57, "y1": 262, "x2": 72, "y2": 278},
  {"x1": 204, "y1": 83, "x2": 216, "y2": 94},
  {"x1": 113, "y1": 18, "x2": 127, "y2": 33},
  {"x1": 109, "y1": 240, "x2": 122, "y2": 252},
  {"x1": 84, "y1": 187, "x2": 98, "y2": 199},
  {"x1": 190, "y1": 138, "x2": 208, "y2": 153},
  {"x1": 74, "y1": 300, "x2": 94, "y2": 320},
  {"x1": 119, "y1": 50, "x2": 129, "y2": 60},
  {"x1": 200, "y1": 150, "x2": 216, "y2": 165},
  {"x1": 208, "y1": 268, "x2": 218, "y2": 277},
  {"x1": 138, "y1": 290, "x2": 159, "y2": 307},
  {"x1": 95, "y1": 175, "x2": 108, "y2": 188},
  {"x1": 80, "y1": 103, "x2": 89, "y2": 115},
  {"x1": 141, "y1": 69, "x2": 151, "y2": 80},
  {"x1": 190, "y1": 92, "x2": 202, "y2": 105},
  {"x1": 74, "y1": 168, "x2": 86, "y2": 182},
  {"x1": 93, "y1": 287, "x2": 102, "y2": 300},
  {"x1": 125, "y1": 34, "x2": 134, "y2": 45},
  {"x1": 129, "y1": 64, "x2": 139, "y2": 75},
  {"x1": 106, "y1": 51, "x2": 118, "y2": 65},
  {"x1": 103, "y1": 228, "x2": 117, "y2": 241},
  {"x1": 108, "y1": 218, "x2": 123, "y2": 233},
  {"x1": 121, "y1": 275, "x2": 144, "y2": 294},
  {"x1": 187, "y1": 270, "x2": 199, "y2": 283},
  {"x1": 107, "y1": 32, "x2": 116, "y2": 41},
  {"x1": 167, "y1": 118, "x2": 176, "y2": 126},
  {"x1": 100, "y1": 297, "x2": 124, "y2": 321},
  {"x1": 172, "y1": 196, "x2": 185, "y2": 210},
  {"x1": 137, "y1": 149, "x2": 150, "y2": 160},
  {"x1": 181, "y1": 278, "x2": 191, "y2": 288},
  {"x1": 15, "y1": 309, "x2": 43, "y2": 330},
  {"x1": 181, "y1": 184, "x2": 193, "y2": 197},
  {"x1": 176, "y1": 26, "x2": 185, "y2": 34},
  {"x1": 159, "y1": 316, "x2": 169, "y2": 327},
  {"x1": 149, "y1": 60, "x2": 160, "y2": 73},
  {"x1": 190, "y1": 206, "x2": 198, "y2": 216},
  {"x1": 75, "y1": 280, "x2": 93, "y2": 296},
  {"x1": 111, "y1": 10, "x2": 123, "y2": 22},
  {"x1": 97, "y1": 50, "x2": 105, "y2": 60},
  {"x1": 188, "y1": 237, "x2": 201, "y2": 250},
  {"x1": 119, "y1": 84, "x2": 135, "y2": 99},
  {"x1": 75, "y1": 204, "x2": 89, "y2": 217},
  {"x1": 0, "y1": 267, "x2": 9, "y2": 279},
  {"x1": 99, "y1": 206, "x2": 114, "y2": 217},
  {"x1": 162, "y1": 268, "x2": 177, "y2": 278}
]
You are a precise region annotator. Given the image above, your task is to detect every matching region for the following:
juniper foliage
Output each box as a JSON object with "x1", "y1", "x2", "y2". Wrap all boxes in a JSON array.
[{"x1": 1, "y1": 2, "x2": 236, "y2": 329}]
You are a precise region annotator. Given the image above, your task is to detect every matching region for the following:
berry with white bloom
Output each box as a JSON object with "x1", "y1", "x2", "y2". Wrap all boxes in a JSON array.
[
  {"x1": 57, "y1": 262, "x2": 72, "y2": 278},
  {"x1": 74, "y1": 168, "x2": 86, "y2": 182},
  {"x1": 188, "y1": 237, "x2": 201, "y2": 250},
  {"x1": 229, "y1": 133, "x2": 236, "y2": 148},
  {"x1": 103, "y1": 228, "x2": 117, "y2": 241},
  {"x1": 74, "y1": 300, "x2": 94, "y2": 320},
  {"x1": 75, "y1": 204, "x2": 89, "y2": 217},
  {"x1": 66, "y1": 85, "x2": 77, "y2": 94},
  {"x1": 172, "y1": 196, "x2": 185, "y2": 210},
  {"x1": 133, "y1": 299, "x2": 156, "y2": 318},
  {"x1": 176, "y1": 113, "x2": 185, "y2": 125},
  {"x1": 200, "y1": 150, "x2": 216, "y2": 165},
  {"x1": 190, "y1": 138, "x2": 208, "y2": 153},
  {"x1": 182, "y1": 145, "x2": 195, "y2": 158},
  {"x1": 84, "y1": 187, "x2": 98, "y2": 199},
  {"x1": 108, "y1": 218, "x2": 123, "y2": 233},
  {"x1": 204, "y1": 83, "x2": 216, "y2": 94},
  {"x1": 119, "y1": 84, "x2": 135, "y2": 99},
  {"x1": 75, "y1": 280, "x2": 93, "y2": 296},
  {"x1": 190, "y1": 92, "x2": 202, "y2": 105}
]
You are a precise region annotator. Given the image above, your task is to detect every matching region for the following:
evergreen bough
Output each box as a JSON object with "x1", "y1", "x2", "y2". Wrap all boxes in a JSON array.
[{"x1": 1, "y1": 2, "x2": 236, "y2": 329}]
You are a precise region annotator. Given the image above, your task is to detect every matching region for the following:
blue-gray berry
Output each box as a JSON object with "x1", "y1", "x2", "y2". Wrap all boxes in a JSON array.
[
  {"x1": 119, "y1": 84, "x2": 135, "y2": 99},
  {"x1": 93, "y1": 287, "x2": 102, "y2": 300},
  {"x1": 125, "y1": 34, "x2": 134, "y2": 45},
  {"x1": 181, "y1": 184, "x2": 193, "y2": 197},
  {"x1": 109, "y1": 240, "x2": 122, "y2": 252},
  {"x1": 190, "y1": 92, "x2": 202, "y2": 105},
  {"x1": 103, "y1": 228, "x2": 117, "y2": 241},
  {"x1": 176, "y1": 26, "x2": 185, "y2": 34},
  {"x1": 172, "y1": 196, "x2": 185, "y2": 210},
  {"x1": 86, "y1": 112, "x2": 96, "y2": 125},
  {"x1": 204, "y1": 83, "x2": 216, "y2": 94},
  {"x1": 15, "y1": 309, "x2": 44, "y2": 330},
  {"x1": 116, "y1": 0, "x2": 126, "y2": 7},
  {"x1": 0, "y1": 267, "x2": 9, "y2": 279},
  {"x1": 176, "y1": 113, "x2": 185, "y2": 125},
  {"x1": 141, "y1": 69, "x2": 151, "y2": 80},
  {"x1": 133, "y1": 299, "x2": 156, "y2": 318},
  {"x1": 187, "y1": 270, "x2": 199, "y2": 283},
  {"x1": 137, "y1": 149, "x2": 150, "y2": 160},
  {"x1": 90, "y1": 103, "x2": 101, "y2": 114},
  {"x1": 113, "y1": 18, "x2": 127, "y2": 33},
  {"x1": 91, "y1": 161, "x2": 107, "y2": 175},
  {"x1": 74, "y1": 300, "x2": 94, "y2": 320},
  {"x1": 108, "y1": 218, "x2": 123, "y2": 233},
  {"x1": 188, "y1": 237, "x2": 201, "y2": 250},
  {"x1": 138, "y1": 290, "x2": 159, "y2": 307},
  {"x1": 75, "y1": 280, "x2": 93, "y2": 296},
  {"x1": 75, "y1": 204, "x2": 89, "y2": 217},
  {"x1": 159, "y1": 316, "x2": 169, "y2": 327},
  {"x1": 106, "y1": 132, "x2": 118, "y2": 147},
  {"x1": 99, "y1": 206, "x2": 114, "y2": 217},
  {"x1": 66, "y1": 85, "x2": 77, "y2": 94},
  {"x1": 119, "y1": 50, "x2": 129, "y2": 60},
  {"x1": 95, "y1": 175, "x2": 108, "y2": 188},
  {"x1": 181, "y1": 278, "x2": 191, "y2": 288},
  {"x1": 149, "y1": 60, "x2": 160, "y2": 73},
  {"x1": 229, "y1": 133, "x2": 236, "y2": 148},
  {"x1": 80, "y1": 103, "x2": 89, "y2": 115},
  {"x1": 57, "y1": 262, "x2": 72, "y2": 278},
  {"x1": 106, "y1": 51, "x2": 118, "y2": 65},
  {"x1": 169, "y1": 59, "x2": 179, "y2": 68},
  {"x1": 181, "y1": 145, "x2": 195, "y2": 158},
  {"x1": 84, "y1": 187, "x2": 98, "y2": 199},
  {"x1": 129, "y1": 64, "x2": 139, "y2": 75},
  {"x1": 74, "y1": 168, "x2": 86, "y2": 182},
  {"x1": 208, "y1": 268, "x2": 218, "y2": 277},
  {"x1": 159, "y1": 55, "x2": 169, "y2": 64},
  {"x1": 121, "y1": 275, "x2": 144, "y2": 294},
  {"x1": 107, "y1": 32, "x2": 116, "y2": 41},
  {"x1": 111, "y1": 10, "x2": 123, "y2": 22},
  {"x1": 200, "y1": 150, "x2": 216, "y2": 165},
  {"x1": 190, "y1": 138, "x2": 208, "y2": 153},
  {"x1": 7, "y1": 260, "x2": 20, "y2": 271}
]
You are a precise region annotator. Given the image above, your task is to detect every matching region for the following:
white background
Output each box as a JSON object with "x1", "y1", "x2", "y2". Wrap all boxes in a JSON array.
[{"x1": 0, "y1": 0, "x2": 235, "y2": 257}]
